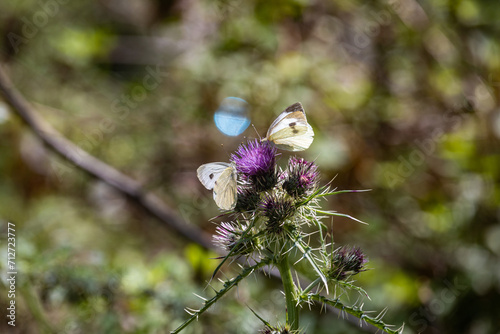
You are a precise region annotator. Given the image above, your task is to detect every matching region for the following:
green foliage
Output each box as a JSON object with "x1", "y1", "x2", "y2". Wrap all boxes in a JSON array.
[{"x1": 1, "y1": 0, "x2": 500, "y2": 333}]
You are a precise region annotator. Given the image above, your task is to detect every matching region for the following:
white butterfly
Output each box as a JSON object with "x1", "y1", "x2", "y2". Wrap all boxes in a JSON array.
[
  {"x1": 197, "y1": 162, "x2": 238, "y2": 210},
  {"x1": 264, "y1": 102, "x2": 314, "y2": 151}
]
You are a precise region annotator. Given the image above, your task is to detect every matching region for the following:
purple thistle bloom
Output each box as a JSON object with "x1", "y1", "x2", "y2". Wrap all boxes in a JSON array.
[
  {"x1": 231, "y1": 139, "x2": 278, "y2": 192},
  {"x1": 325, "y1": 246, "x2": 368, "y2": 281},
  {"x1": 283, "y1": 157, "x2": 319, "y2": 198},
  {"x1": 261, "y1": 194, "x2": 295, "y2": 234},
  {"x1": 231, "y1": 139, "x2": 276, "y2": 175},
  {"x1": 213, "y1": 222, "x2": 255, "y2": 255}
]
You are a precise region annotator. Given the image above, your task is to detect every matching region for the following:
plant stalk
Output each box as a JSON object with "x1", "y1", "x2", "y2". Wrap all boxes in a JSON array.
[{"x1": 276, "y1": 254, "x2": 299, "y2": 330}]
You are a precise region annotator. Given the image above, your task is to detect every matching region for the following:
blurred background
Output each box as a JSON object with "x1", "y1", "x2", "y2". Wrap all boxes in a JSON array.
[{"x1": 0, "y1": 0, "x2": 499, "y2": 333}]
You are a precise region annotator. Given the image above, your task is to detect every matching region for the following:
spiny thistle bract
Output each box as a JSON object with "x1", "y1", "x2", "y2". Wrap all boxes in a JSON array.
[
  {"x1": 261, "y1": 325, "x2": 295, "y2": 334},
  {"x1": 177, "y1": 126, "x2": 403, "y2": 333}
]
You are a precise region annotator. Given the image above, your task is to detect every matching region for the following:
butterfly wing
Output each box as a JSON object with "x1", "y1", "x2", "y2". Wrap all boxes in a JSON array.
[
  {"x1": 266, "y1": 102, "x2": 307, "y2": 137},
  {"x1": 272, "y1": 123, "x2": 314, "y2": 151},
  {"x1": 266, "y1": 102, "x2": 314, "y2": 151},
  {"x1": 213, "y1": 164, "x2": 238, "y2": 210},
  {"x1": 197, "y1": 162, "x2": 231, "y2": 190}
]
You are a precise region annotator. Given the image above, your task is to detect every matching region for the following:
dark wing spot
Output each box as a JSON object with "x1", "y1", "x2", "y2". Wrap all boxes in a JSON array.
[
  {"x1": 288, "y1": 122, "x2": 297, "y2": 127},
  {"x1": 284, "y1": 102, "x2": 303, "y2": 113},
  {"x1": 209, "y1": 173, "x2": 214, "y2": 179},
  {"x1": 292, "y1": 129, "x2": 299, "y2": 134}
]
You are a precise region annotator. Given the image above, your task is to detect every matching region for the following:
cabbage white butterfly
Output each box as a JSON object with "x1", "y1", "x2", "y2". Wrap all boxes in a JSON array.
[
  {"x1": 197, "y1": 162, "x2": 238, "y2": 210},
  {"x1": 264, "y1": 102, "x2": 314, "y2": 151}
]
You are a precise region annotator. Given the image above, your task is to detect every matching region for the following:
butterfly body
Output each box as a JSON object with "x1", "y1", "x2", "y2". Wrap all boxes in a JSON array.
[
  {"x1": 264, "y1": 102, "x2": 314, "y2": 151},
  {"x1": 197, "y1": 162, "x2": 237, "y2": 210}
]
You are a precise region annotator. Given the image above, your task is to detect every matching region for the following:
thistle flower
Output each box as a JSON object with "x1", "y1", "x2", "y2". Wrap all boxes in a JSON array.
[
  {"x1": 235, "y1": 187, "x2": 261, "y2": 212},
  {"x1": 261, "y1": 194, "x2": 295, "y2": 234},
  {"x1": 231, "y1": 139, "x2": 278, "y2": 192},
  {"x1": 213, "y1": 222, "x2": 256, "y2": 255},
  {"x1": 325, "y1": 246, "x2": 368, "y2": 281},
  {"x1": 282, "y1": 157, "x2": 319, "y2": 198},
  {"x1": 183, "y1": 103, "x2": 389, "y2": 334}
]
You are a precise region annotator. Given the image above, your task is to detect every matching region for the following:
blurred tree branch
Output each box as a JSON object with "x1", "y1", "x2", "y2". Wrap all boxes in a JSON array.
[{"x1": 0, "y1": 64, "x2": 213, "y2": 250}]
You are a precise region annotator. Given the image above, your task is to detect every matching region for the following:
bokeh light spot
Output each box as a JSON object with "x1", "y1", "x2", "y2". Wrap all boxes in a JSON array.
[{"x1": 214, "y1": 97, "x2": 250, "y2": 136}]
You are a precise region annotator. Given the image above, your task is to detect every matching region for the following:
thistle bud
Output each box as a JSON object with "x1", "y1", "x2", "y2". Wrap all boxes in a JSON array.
[
  {"x1": 325, "y1": 246, "x2": 368, "y2": 281},
  {"x1": 213, "y1": 222, "x2": 256, "y2": 255},
  {"x1": 235, "y1": 187, "x2": 261, "y2": 212},
  {"x1": 261, "y1": 194, "x2": 295, "y2": 234},
  {"x1": 282, "y1": 157, "x2": 319, "y2": 198}
]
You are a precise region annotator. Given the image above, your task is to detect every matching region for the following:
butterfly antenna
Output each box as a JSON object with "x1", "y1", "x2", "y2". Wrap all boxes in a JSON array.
[{"x1": 251, "y1": 124, "x2": 262, "y2": 140}]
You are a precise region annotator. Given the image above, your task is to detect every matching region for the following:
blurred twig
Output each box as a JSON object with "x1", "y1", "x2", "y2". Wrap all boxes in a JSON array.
[
  {"x1": 0, "y1": 64, "x2": 213, "y2": 250},
  {"x1": 0, "y1": 64, "x2": 381, "y2": 334}
]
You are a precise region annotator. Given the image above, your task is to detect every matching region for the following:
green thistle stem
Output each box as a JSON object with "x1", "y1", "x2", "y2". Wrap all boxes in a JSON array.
[
  {"x1": 171, "y1": 258, "x2": 271, "y2": 334},
  {"x1": 275, "y1": 253, "x2": 299, "y2": 330},
  {"x1": 306, "y1": 294, "x2": 403, "y2": 334}
]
